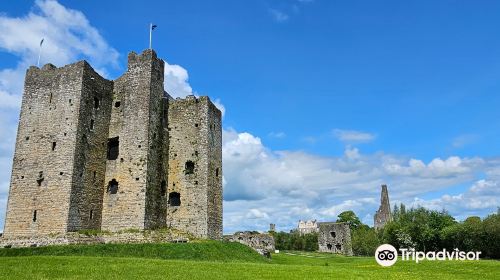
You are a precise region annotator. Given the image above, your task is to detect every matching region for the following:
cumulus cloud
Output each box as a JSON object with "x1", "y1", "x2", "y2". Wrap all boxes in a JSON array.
[
  {"x1": 333, "y1": 129, "x2": 376, "y2": 143},
  {"x1": 222, "y1": 127, "x2": 500, "y2": 233},
  {"x1": 269, "y1": 9, "x2": 289, "y2": 22},
  {"x1": 164, "y1": 60, "x2": 225, "y2": 117},
  {"x1": 383, "y1": 156, "x2": 479, "y2": 178},
  {"x1": 246, "y1": 209, "x2": 270, "y2": 220},
  {"x1": 410, "y1": 179, "x2": 500, "y2": 221}
]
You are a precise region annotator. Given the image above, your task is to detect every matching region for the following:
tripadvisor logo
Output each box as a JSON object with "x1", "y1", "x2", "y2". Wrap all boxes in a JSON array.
[
  {"x1": 375, "y1": 244, "x2": 482, "y2": 267},
  {"x1": 375, "y1": 244, "x2": 398, "y2": 267}
]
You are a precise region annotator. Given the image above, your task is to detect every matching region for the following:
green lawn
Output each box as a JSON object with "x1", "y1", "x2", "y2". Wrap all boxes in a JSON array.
[{"x1": 0, "y1": 243, "x2": 498, "y2": 279}]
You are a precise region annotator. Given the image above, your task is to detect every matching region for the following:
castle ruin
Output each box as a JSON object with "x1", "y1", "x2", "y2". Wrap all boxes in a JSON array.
[
  {"x1": 374, "y1": 184, "x2": 392, "y2": 230},
  {"x1": 317, "y1": 222, "x2": 353, "y2": 255},
  {"x1": 2, "y1": 49, "x2": 222, "y2": 240}
]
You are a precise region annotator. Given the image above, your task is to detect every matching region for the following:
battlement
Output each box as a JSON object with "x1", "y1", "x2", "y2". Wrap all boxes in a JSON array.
[{"x1": 127, "y1": 49, "x2": 163, "y2": 70}]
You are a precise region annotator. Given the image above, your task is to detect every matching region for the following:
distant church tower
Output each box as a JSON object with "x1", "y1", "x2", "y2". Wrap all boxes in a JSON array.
[{"x1": 374, "y1": 184, "x2": 392, "y2": 230}]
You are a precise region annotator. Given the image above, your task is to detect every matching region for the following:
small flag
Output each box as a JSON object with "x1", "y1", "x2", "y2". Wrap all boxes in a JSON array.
[
  {"x1": 151, "y1": 24, "x2": 157, "y2": 30},
  {"x1": 40, "y1": 38, "x2": 44, "y2": 46}
]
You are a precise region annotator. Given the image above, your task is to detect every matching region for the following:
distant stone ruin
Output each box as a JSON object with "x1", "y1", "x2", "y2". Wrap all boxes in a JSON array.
[
  {"x1": 269, "y1": 223, "x2": 276, "y2": 232},
  {"x1": 374, "y1": 184, "x2": 392, "y2": 230},
  {"x1": 297, "y1": 220, "x2": 319, "y2": 235},
  {"x1": 224, "y1": 231, "x2": 275, "y2": 257},
  {"x1": 317, "y1": 222, "x2": 353, "y2": 256}
]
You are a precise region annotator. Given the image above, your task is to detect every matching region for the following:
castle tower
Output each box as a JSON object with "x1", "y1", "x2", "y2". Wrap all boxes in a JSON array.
[
  {"x1": 3, "y1": 49, "x2": 223, "y2": 240},
  {"x1": 3, "y1": 61, "x2": 113, "y2": 237},
  {"x1": 166, "y1": 95, "x2": 222, "y2": 239},
  {"x1": 101, "y1": 50, "x2": 166, "y2": 231},
  {"x1": 374, "y1": 184, "x2": 392, "y2": 230}
]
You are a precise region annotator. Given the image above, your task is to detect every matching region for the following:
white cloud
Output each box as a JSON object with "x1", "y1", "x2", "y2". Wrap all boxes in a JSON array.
[
  {"x1": 246, "y1": 209, "x2": 270, "y2": 220},
  {"x1": 333, "y1": 129, "x2": 376, "y2": 143},
  {"x1": 222, "y1": 127, "x2": 499, "y2": 233},
  {"x1": 164, "y1": 60, "x2": 225, "y2": 117},
  {"x1": 410, "y1": 179, "x2": 500, "y2": 220},
  {"x1": 452, "y1": 134, "x2": 479, "y2": 148},
  {"x1": 269, "y1": 9, "x2": 289, "y2": 23},
  {"x1": 383, "y1": 156, "x2": 479, "y2": 178},
  {"x1": 164, "y1": 61, "x2": 193, "y2": 98},
  {"x1": 268, "y1": 131, "x2": 286, "y2": 139}
]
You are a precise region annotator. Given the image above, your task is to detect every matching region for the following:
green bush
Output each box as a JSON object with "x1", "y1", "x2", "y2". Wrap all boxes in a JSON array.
[
  {"x1": 351, "y1": 225, "x2": 379, "y2": 256},
  {"x1": 271, "y1": 231, "x2": 318, "y2": 251}
]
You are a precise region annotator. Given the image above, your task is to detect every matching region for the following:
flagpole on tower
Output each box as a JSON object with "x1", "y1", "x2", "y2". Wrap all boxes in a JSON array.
[
  {"x1": 149, "y1": 23, "x2": 157, "y2": 50},
  {"x1": 149, "y1": 23, "x2": 152, "y2": 49},
  {"x1": 37, "y1": 38, "x2": 44, "y2": 67}
]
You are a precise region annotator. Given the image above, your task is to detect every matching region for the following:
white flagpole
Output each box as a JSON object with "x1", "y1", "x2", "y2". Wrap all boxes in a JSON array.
[
  {"x1": 37, "y1": 38, "x2": 44, "y2": 67},
  {"x1": 149, "y1": 23, "x2": 152, "y2": 49}
]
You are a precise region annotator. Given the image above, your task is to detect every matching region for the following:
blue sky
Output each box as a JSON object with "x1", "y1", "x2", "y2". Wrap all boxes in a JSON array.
[{"x1": 0, "y1": 0, "x2": 499, "y2": 233}]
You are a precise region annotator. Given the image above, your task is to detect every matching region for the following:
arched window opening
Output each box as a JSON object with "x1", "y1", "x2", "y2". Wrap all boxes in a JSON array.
[{"x1": 107, "y1": 179, "x2": 119, "y2": 194}]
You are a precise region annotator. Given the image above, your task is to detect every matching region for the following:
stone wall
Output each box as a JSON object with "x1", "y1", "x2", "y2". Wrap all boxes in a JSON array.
[
  {"x1": 101, "y1": 50, "x2": 166, "y2": 232},
  {"x1": 317, "y1": 222, "x2": 353, "y2": 256},
  {"x1": 67, "y1": 62, "x2": 113, "y2": 232},
  {"x1": 3, "y1": 62, "x2": 109, "y2": 237},
  {"x1": 0, "y1": 230, "x2": 190, "y2": 249},
  {"x1": 166, "y1": 96, "x2": 222, "y2": 239},
  {"x1": 224, "y1": 232, "x2": 275, "y2": 256}
]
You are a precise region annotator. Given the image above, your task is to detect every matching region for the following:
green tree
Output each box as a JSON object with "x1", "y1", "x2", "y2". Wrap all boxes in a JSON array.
[
  {"x1": 482, "y1": 213, "x2": 500, "y2": 258},
  {"x1": 351, "y1": 225, "x2": 379, "y2": 256},
  {"x1": 336, "y1": 211, "x2": 362, "y2": 230},
  {"x1": 381, "y1": 205, "x2": 456, "y2": 251}
]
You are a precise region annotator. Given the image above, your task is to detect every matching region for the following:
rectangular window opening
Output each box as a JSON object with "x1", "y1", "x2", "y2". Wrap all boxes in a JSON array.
[{"x1": 107, "y1": 137, "x2": 119, "y2": 160}]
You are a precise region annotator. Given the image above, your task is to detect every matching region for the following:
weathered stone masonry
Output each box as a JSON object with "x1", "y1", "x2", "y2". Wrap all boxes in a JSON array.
[
  {"x1": 317, "y1": 222, "x2": 353, "y2": 256},
  {"x1": 2, "y1": 49, "x2": 222, "y2": 240}
]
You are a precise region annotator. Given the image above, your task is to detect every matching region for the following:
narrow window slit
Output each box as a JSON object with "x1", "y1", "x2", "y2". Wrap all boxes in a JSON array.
[{"x1": 161, "y1": 180, "x2": 166, "y2": 197}]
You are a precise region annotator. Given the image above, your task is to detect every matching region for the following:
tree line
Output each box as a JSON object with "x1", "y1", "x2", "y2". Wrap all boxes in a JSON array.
[{"x1": 270, "y1": 206, "x2": 500, "y2": 259}]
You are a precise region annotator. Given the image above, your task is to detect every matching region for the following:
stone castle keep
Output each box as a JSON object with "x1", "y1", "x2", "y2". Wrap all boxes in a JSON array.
[{"x1": 2, "y1": 49, "x2": 223, "y2": 240}]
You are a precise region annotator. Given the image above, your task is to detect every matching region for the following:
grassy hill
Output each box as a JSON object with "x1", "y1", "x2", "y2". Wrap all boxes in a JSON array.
[
  {"x1": 0, "y1": 242, "x2": 499, "y2": 279},
  {"x1": 0, "y1": 240, "x2": 266, "y2": 263}
]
